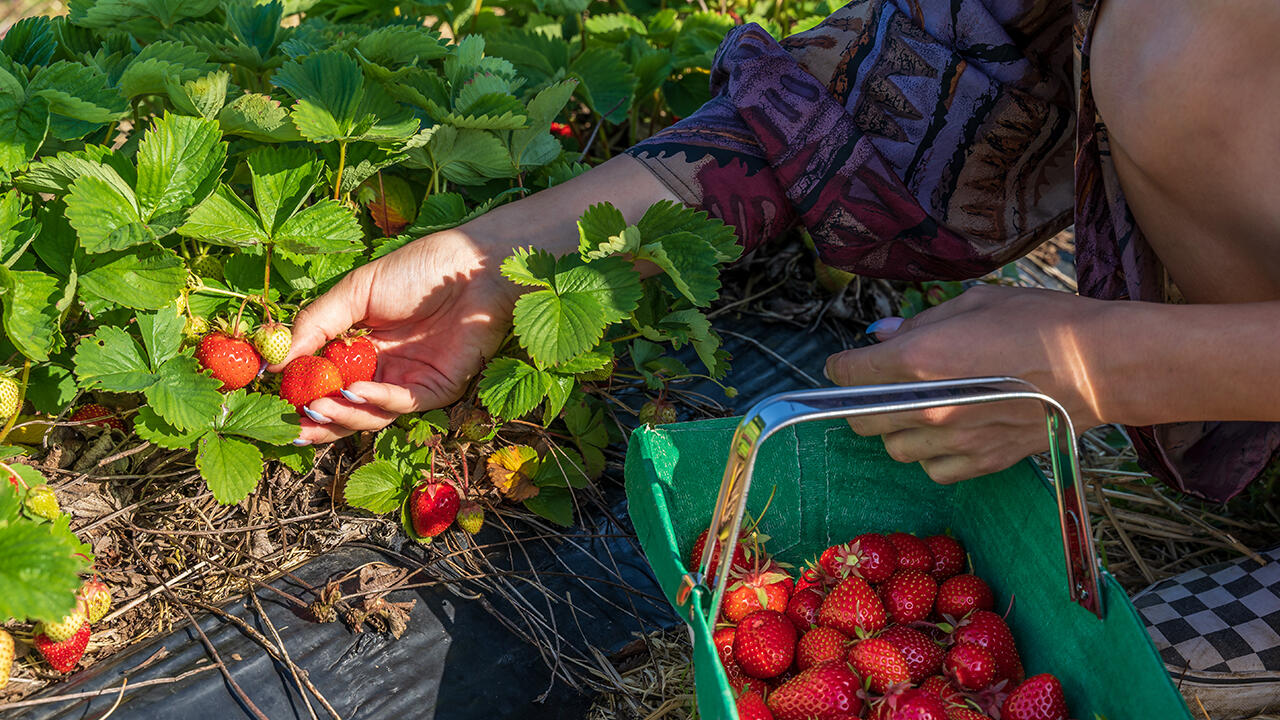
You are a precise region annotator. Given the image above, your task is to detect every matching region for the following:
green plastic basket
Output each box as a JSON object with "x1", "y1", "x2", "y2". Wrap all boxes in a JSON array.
[{"x1": 624, "y1": 379, "x2": 1192, "y2": 720}]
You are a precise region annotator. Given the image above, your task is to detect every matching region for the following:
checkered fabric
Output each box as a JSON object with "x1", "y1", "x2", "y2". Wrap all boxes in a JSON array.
[{"x1": 1134, "y1": 545, "x2": 1280, "y2": 673}]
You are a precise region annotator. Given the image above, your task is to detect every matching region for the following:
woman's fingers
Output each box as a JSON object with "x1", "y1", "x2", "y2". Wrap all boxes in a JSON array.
[
  {"x1": 294, "y1": 396, "x2": 401, "y2": 444},
  {"x1": 342, "y1": 380, "x2": 456, "y2": 415}
]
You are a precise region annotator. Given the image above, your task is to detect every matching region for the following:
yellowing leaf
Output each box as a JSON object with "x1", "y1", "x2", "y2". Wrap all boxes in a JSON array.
[{"x1": 486, "y1": 445, "x2": 540, "y2": 501}]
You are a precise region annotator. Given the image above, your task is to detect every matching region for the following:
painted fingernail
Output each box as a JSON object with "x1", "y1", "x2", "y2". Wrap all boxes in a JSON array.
[
  {"x1": 866, "y1": 316, "x2": 904, "y2": 337},
  {"x1": 822, "y1": 363, "x2": 831, "y2": 382},
  {"x1": 292, "y1": 438, "x2": 312, "y2": 447},
  {"x1": 258, "y1": 359, "x2": 268, "y2": 377},
  {"x1": 340, "y1": 389, "x2": 365, "y2": 404},
  {"x1": 303, "y1": 407, "x2": 331, "y2": 424}
]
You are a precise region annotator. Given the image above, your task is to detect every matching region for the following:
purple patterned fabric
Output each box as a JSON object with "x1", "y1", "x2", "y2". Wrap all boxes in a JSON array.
[
  {"x1": 628, "y1": 0, "x2": 1074, "y2": 280},
  {"x1": 1074, "y1": 1, "x2": 1280, "y2": 502}
]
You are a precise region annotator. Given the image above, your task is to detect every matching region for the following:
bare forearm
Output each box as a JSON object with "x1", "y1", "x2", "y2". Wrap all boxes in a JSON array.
[{"x1": 1098, "y1": 300, "x2": 1280, "y2": 426}]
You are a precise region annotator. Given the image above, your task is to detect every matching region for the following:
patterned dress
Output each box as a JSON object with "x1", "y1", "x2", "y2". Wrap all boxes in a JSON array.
[{"x1": 627, "y1": 0, "x2": 1276, "y2": 502}]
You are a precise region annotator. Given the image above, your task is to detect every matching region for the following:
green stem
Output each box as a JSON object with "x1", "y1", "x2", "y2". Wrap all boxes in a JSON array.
[
  {"x1": 333, "y1": 142, "x2": 348, "y2": 202},
  {"x1": 194, "y1": 285, "x2": 252, "y2": 300},
  {"x1": 470, "y1": 0, "x2": 482, "y2": 33},
  {"x1": 611, "y1": 331, "x2": 643, "y2": 344},
  {"x1": 262, "y1": 244, "x2": 273, "y2": 323},
  {"x1": 0, "y1": 360, "x2": 32, "y2": 445}
]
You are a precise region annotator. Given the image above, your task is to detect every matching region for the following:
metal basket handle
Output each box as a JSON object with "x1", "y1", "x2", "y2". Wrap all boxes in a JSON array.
[{"x1": 680, "y1": 376, "x2": 1104, "y2": 624}]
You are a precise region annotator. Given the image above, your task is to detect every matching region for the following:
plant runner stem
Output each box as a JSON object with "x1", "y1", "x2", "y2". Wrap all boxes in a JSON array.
[
  {"x1": 262, "y1": 244, "x2": 273, "y2": 323},
  {"x1": 333, "y1": 142, "x2": 348, "y2": 201}
]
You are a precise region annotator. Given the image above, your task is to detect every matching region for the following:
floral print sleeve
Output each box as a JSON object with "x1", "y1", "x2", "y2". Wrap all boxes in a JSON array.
[{"x1": 626, "y1": 0, "x2": 1074, "y2": 281}]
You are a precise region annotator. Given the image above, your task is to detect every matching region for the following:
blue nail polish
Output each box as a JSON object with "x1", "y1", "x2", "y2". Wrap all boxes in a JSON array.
[
  {"x1": 257, "y1": 359, "x2": 268, "y2": 377},
  {"x1": 866, "y1": 316, "x2": 904, "y2": 336},
  {"x1": 292, "y1": 438, "x2": 311, "y2": 447},
  {"x1": 340, "y1": 389, "x2": 365, "y2": 404},
  {"x1": 303, "y1": 407, "x2": 331, "y2": 424}
]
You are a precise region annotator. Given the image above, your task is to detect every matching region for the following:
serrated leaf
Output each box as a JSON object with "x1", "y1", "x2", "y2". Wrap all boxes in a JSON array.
[
  {"x1": 569, "y1": 47, "x2": 634, "y2": 123},
  {"x1": 499, "y1": 247, "x2": 555, "y2": 288},
  {"x1": 638, "y1": 231, "x2": 720, "y2": 306},
  {"x1": 133, "y1": 406, "x2": 206, "y2": 449},
  {"x1": 0, "y1": 74, "x2": 50, "y2": 174},
  {"x1": 510, "y1": 78, "x2": 576, "y2": 170},
  {"x1": 145, "y1": 356, "x2": 224, "y2": 431},
  {"x1": 584, "y1": 13, "x2": 646, "y2": 40},
  {"x1": 523, "y1": 486, "x2": 573, "y2": 526},
  {"x1": 0, "y1": 494, "x2": 90, "y2": 622},
  {"x1": 166, "y1": 70, "x2": 228, "y2": 119},
  {"x1": 551, "y1": 349, "x2": 612, "y2": 374},
  {"x1": 0, "y1": 268, "x2": 61, "y2": 362},
  {"x1": 117, "y1": 42, "x2": 217, "y2": 98},
  {"x1": 246, "y1": 146, "x2": 320, "y2": 234},
  {"x1": 177, "y1": 184, "x2": 269, "y2": 247},
  {"x1": 344, "y1": 459, "x2": 408, "y2": 514},
  {"x1": 356, "y1": 25, "x2": 447, "y2": 68},
  {"x1": 1, "y1": 16, "x2": 57, "y2": 68},
  {"x1": 486, "y1": 444, "x2": 540, "y2": 500},
  {"x1": 65, "y1": 174, "x2": 152, "y2": 253},
  {"x1": 135, "y1": 113, "x2": 226, "y2": 223},
  {"x1": 27, "y1": 61, "x2": 127, "y2": 140},
  {"x1": 556, "y1": 255, "x2": 643, "y2": 324},
  {"x1": 534, "y1": 446, "x2": 589, "y2": 489},
  {"x1": 541, "y1": 375, "x2": 574, "y2": 426},
  {"x1": 16, "y1": 145, "x2": 136, "y2": 195},
  {"x1": 637, "y1": 199, "x2": 740, "y2": 263},
  {"x1": 136, "y1": 303, "x2": 185, "y2": 369},
  {"x1": 77, "y1": 245, "x2": 186, "y2": 309},
  {"x1": 513, "y1": 287, "x2": 606, "y2": 367},
  {"x1": 408, "y1": 126, "x2": 514, "y2": 185},
  {"x1": 24, "y1": 364, "x2": 77, "y2": 415},
  {"x1": 216, "y1": 390, "x2": 299, "y2": 444},
  {"x1": 197, "y1": 434, "x2": 263, "y2": 504},
  {"x1": 218, "y1": 92, "x2": 303, "y2": 142},
  {"x1": 273, "y1": 50, "x2": 363, "y2": 142},
  {"x1": 478, "y1": 357, "x2": 552, "y2": 420},
  {"x1": 273, "y1": 199, "x2": 362, "y2": 255},
  {"x1": 73, "y1": 325, "x2": 152, "y2": 392}
]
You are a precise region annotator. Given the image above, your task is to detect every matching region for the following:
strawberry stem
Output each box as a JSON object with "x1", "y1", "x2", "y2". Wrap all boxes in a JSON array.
[
  {"x1": 0, "y1": 360, "x2": 31, "y2": 445},
  {"x1": 333, "y1": 141, "x2": 348, "y2": 202},
  {"x1": 261, "y1": 245, "x2": 273, "y2": 324},
  {"x1": 232, "y1": 297, "x2": 249, "y2": 337}
]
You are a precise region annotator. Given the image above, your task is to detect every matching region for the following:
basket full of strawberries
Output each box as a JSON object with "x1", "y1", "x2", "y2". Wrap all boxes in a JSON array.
[{"x1": 624, "y1": 380, "x2": 1193, "y2": 720}]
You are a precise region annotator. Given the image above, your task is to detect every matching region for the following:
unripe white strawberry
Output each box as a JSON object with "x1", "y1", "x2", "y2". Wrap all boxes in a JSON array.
[
  {"x1": 253, "y1": 322, "x2": 292, "y2": 365},
  {"x1": 79, "y1": 578, "x2": 112, "y2": 624},
  {"x1": 0, "y1": 628, "x2": 12, "y2": 689},
  {"x1": 457, "y1": 500, "x2": 484, "y2": 534},
  {"x1": 0, "y1": 374, "x2": 19, "y2": 421},
  {"x1": 40, "y1": 604, "x2": 87, "y2": 643}
]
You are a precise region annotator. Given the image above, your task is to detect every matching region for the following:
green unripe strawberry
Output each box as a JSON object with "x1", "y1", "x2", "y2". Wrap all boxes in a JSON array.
[
  {"x1": 39, "y1": 605, "x2": 86, "y2": 643},
  {"x1": 78, "y1": 579, "x2": 112, "y2": 624},
  {"x1": 25, "y1": 484, "x2": 61, "y2": 521},
  {"x1": 638, "y1": 399, "x2": 677, "y2": 426},
  {"x1": 253, "y1": 322, "x2": 292, "y2": 365},
  {"x1": 0, "y1": 374, "x2": 19, "y2": 421},
  {"x1": 457, "y1": 501, "x2": 484, "y2": 534},
  {"x1": 189, "y1": 254, "x2": 224, "y2": 282},
  {"x1": 184, "y1": 315, "x2": 210, "y2": 340}
]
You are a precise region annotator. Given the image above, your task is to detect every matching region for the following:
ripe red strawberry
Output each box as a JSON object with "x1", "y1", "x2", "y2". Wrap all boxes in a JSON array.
[
  {"x1": 322, "y1": 335, "x2": 378, "y2": 385},
  {"x1": 0, "y1": 629, "x2": 12, "y2": 689},
  {"x1": 70, "y1": 404, "x2": 125, "y2": 430},
  {"x1": 924, "y1": 536, "x2": 966, "y2": 579},
  {"x1": 820, "y1": 533, "x2": 897, "y2": 584},
  {"x1": 690, "y1": 527, "x2": 751, "y2": 582},
  {"x1": 737, "y1": 689, "x2": 774, "y2": 720},
  {"x1": 767, "y1": 660, "x2": 863, "y2": 720},
  {"x1": 848, "y1": 637, "x2": 911, "y2": 694},
  {"x1": 935, "y1": 574, "x2": 994, "y2": 620},
  {"x1": 34, "y1": 622, "x2": 90, "y2": 673},
  {"x1": 734, "y1": 610, "x2": 796, "y2": 679},
  {"x1": 817, "y1": 576, "x2": 886, "y2": 636},
  {"x1": 715, "y1": 625, "x2": 752, "y2": 690},
  {"x1": 196, "y1": 332, "x2": 261, "y2": 390},
  {"x1": 785, "y1": 586, "x2": 824, "y2": 632},
  {"x1": 0, "y1": 374, "x2": 19, "y2": 420},
  {"x1": 887, "y1": 533, "x2": 933, "y2": 573},
  {"x1": 78, "y1": 578, "x2": 112, "y2": 624},
  {"x1": 1001, "y1": 674, "x2": 1068, "y2": 720},
  {"x1": 878, "y1": 625, "x2": 943, "y2": 682},
  {"x1": 795, "y1": 565, "x2": 827, "y2": 593},
  {"x1": 872, "y1": 687, "x2": 948, "y2": 720},
  {"x1": 796, "y1": 626, "x2": 848, "y2": 671},
  {"x1": 408, "y1": 479, "x2": 460, "y2": 539},
  {"x1": 880, "y1": 569, "x2": 937, "y2": 624},
  {"x1": 253, "y1": 322, "x2": 292, "y2": 366},
  {"x1": 723, "y1": 560, "x2": 794, "y2": 623},
  {"x1": 919, "y1": 675, "x2": 961, "y2": 704},
  {"x1": 279, "y1": 356, "x2": 344, "y2": 412},
  {"x1": 944, "y1": 643, "x2": 996, "y2": 690},
  {"x1": 549, "y1": 121, "x2": 573, "y2": 137},
  {"x1": 951, "y1": 611, "x2": 1023, "y2": 683}
]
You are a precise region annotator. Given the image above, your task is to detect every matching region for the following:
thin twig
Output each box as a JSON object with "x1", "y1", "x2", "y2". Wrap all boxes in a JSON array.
[{"x1": 0, "y1": 667, "x2": 215, "y2": 711}]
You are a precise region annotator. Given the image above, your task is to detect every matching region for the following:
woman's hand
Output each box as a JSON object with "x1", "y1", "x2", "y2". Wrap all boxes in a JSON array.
[
  {"x1": 278, "y1": 231, "x2": 519, "y2": 444},
  {"x1": 823, "y1": 285, "x2": 1126, "y2": 483}
]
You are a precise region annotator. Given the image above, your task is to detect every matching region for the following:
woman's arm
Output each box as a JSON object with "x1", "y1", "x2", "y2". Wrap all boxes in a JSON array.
[{"x1": 823, "y1": 286, "x2": 1280, "y2": 483}]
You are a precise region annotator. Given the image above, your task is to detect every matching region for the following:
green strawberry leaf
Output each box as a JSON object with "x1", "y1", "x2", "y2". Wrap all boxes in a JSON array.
[
  {"x1": 245, "y1": 146, "x2": 321, "y2": 235},
  {"x1": 1, "y1": 16, "x2": 56, "y2": 68},
  {"x1": 24, "y1": 363, "x2": 77, "y2": 416},
  {"x1": 344, "y1": 458, "x2": 409, "y2": 514},
  {"x1": 273, "y1": 51, "x2": 364, "y2": 142},
  {"x1": 569, "y1": 47, "x2": 634, "y2": 124},
  {"x1": 197, "y1": 434, "x2": 263, "y2": 504},
  {"x1": 407, "y1": 126, "x2": 514, "y2": 185},
  {"x1": 144, "y1": 356, "x2": 224, "y2": 432},
  {"x1": 636, "y1": 200, "x2": 740, "y2": 263},
  {"x1": 136, "y1": 303, "x2": 185, "y2": 369},
  {"x1": 0, "y1": 268, "x2": 62, "y2": 362},
  {"x1": 133, "y1": 406, "x2": 206, "y2": 450},
  {"x1": 117, "y1": 42, "x2": 216, "y2": 99},
  {"x1": 509, "y1": 79, "x2": 576, "y2": 170},
  {"x1": 177, "y1": 185, "x2": 270, "y2": 247},
  {"x1": 27, "y1": 61, "x2": 127, "y2": 141},
  {"x1": 165, "y1": 70, "x2": 228, "y2": 120},
  {"x1": 533, "y1": 445, "x2": 589, "y2": 489},
  {"x1": 73, "y1": 325, "x2": 153, "y2": 392},
  {"x1": 356, "y1": 26, "x2": 447, "y2": 68},
  {"x1": 134, "y1": 113, "x2": 226, "y2": 224},
  {"x1": 523, "y1": 485, "x2": 573, "y2": 527},
  {"x1": 16, "y1": 146, "x2": 136, "y2": 195},
  {"x1": 636, "y1": 231, "x2": 720, "y2": 306},
  {"x1": 512, "y1": 288, "x2": 607, "y2": 367},
  {"x1": 76, "y1": 245, "x2": 186, "y2": 310},
  {"x1": 0, "y1": 482, "x2": 90, "y2": 623},
  {"x1": 576, "y1": 202, "x2": 626, "y2": 254},
  {"x1": 499, "y1": 247, "x2": 556, "y2": 289},
  {"x1": 0, "y1": 71, "x2": 50, "y2": 175},
  {"x1": 478, "y1": 356, "x2": 552, "y2": 420},
  {"x1": 64, "y1": 173, "x2": 152, "y2": 254},
  {"x1": 218, "y1": 92, "x2": 304, "y2": 143},
  {"x1": 272, "y1": 199, "x2": 363, "y2": 255},
  {"x1": 215, "y1": 390, "x2": 299, "y2": 444}
]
